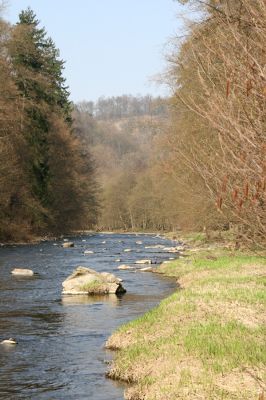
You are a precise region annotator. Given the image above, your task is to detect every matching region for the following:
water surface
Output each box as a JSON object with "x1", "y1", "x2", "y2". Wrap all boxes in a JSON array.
[{"x1": 0, "y1": 233, "x2": 177, "y2": 399}]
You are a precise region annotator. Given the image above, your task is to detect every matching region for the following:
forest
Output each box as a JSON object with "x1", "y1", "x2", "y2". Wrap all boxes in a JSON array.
[
  {"x1": 0, "y1": 7, "x2": 98, "y2": 240},
  {"x1": 0, "y1": 0, "x2": 265, "y2": 248}
]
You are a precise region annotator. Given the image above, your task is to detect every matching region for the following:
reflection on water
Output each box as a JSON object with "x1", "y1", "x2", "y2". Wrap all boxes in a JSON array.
[
  {"x1": 0, "y1": 234, "x2": 177, "y2": 399},
  {"x1": 61, "y1": 294, "x2": 120, "y2": 306}
]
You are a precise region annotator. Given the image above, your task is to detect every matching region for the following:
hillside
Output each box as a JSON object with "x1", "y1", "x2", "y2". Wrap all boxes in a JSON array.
[{"x1": 73, "y1": 96, "x2": 176, "y2": 231}]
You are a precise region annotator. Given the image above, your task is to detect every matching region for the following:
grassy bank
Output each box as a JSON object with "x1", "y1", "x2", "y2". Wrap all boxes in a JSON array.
[{"x1": 106, "y1": 241, "x2": 266, "y2": 399}]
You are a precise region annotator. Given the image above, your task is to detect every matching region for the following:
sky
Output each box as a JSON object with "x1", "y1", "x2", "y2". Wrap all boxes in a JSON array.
[{"x1": 5, "y1": 1, "x2": 189, "y2": 103}]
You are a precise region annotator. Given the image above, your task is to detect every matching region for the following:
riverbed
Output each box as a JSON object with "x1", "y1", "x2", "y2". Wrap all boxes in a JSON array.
[{"x1": 0, "y1": 233, "x2": 177, "y2": 400}]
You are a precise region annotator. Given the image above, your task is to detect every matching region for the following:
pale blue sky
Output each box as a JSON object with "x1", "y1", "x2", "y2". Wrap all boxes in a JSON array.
[{"x1": 5, "y1": 1, "x2": 189, "y2": 102}]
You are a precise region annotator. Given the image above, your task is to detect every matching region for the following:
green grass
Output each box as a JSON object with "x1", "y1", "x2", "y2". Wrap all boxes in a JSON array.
[
  {"x1": 79, "y1": 279, "x2": 108, "y2": 294},
  {"x1": 106, "y1": 246, "x2": 266, "y2": 399},
  {"x1": 159, "y1": 249, "x2": 265, "y2": 276},
  {"x1": 184, "y1": 320, "x2": 266, "y2": 373}
]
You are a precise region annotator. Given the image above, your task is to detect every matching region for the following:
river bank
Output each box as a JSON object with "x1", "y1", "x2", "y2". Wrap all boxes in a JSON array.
[
  {"x1": 0, "y1": 230, "x2": 162, "y2": 246},
  {"x1": 106, "y1": 235, "x2": 266, "y2": 399}
]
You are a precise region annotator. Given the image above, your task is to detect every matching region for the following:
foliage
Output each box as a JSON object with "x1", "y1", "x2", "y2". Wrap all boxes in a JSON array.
[
  {"x1": 0, "y1": 8, "x2": 98, "y2": 240},
  {"x1": 73, "y1": 97, "x2": 179, "y2": 232},
  {"x1": 78, "y1": 95, "x2": 167, "y2": 120},
  {"x1": 166, "y1": 0, "x2": 266, "y2": 246}
]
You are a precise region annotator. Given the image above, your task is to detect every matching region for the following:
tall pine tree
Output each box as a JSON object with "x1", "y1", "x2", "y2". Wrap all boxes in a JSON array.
[{"x1": 6, "y1": 8, "x2": 98, "y2": 235}]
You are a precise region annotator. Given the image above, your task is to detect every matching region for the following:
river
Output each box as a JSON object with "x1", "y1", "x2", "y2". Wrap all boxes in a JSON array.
[{"x1": 0, "y1": 233, "x2": 177, "y2": 400}]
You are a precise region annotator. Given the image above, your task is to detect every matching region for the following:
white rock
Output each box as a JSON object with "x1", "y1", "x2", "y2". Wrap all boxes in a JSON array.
[
  {"x1": 145, "y1": 245, "x2": 164, "y2": 249},
  {"x1": 124, "y1": 249, "x2": 132, "y2": 252},
  {"x1": 139, "y1": 266, "x2": 153, "y2": 272},
  {"x1": 115, "y1": 259, "x2": 121, "y2": 262},
  {"x1": 163, "y1": 247, "x2": 179, "y2": 253},
  {"x1": 84, "y1": 250, "x2": 94, "y2": 255},
  {"x1": 135, "y1": 259, "x2": 152, "y2": 265},
  {"x1": 1, "y1": 338, "x2": 17, "y2": 345},
  {"x1": 101, "y1": 272, "x2": 123, "y2": 283},
  {"x1": 136, "y1": 241, "x2": 143, "y2": 245},
  {"x1": 11, "y1": 268, "x2": 34, "y2": 276},
  {"x1": 62, "y1": 242, "x2": 74, "y2": 248},
  {"x1": 117, "y1": 264, "x2": 133, "y2": 270}
]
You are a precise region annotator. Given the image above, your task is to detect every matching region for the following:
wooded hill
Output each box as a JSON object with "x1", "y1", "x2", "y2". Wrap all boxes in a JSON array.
[
  {"x1": 1, "y1": 0, "x2": 265, "y2": 248},
  {"x1": 73, "y1": 96, "x2": 174, "y2": 231},
  {"x1": 0, "y1": 8, "x2": 98, "y2": 241}
]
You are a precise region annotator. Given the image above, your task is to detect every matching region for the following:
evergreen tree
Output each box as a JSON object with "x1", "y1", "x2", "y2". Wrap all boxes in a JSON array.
[
  {"x1": 5, "y1": 8, "x2": 99, "y2": 235},
  {"x1": 13, "y1": 8, "x2": 71, "y2": 119},
  {"x1": 9, "y1": 7, "x2": 72, "y2": 213}
]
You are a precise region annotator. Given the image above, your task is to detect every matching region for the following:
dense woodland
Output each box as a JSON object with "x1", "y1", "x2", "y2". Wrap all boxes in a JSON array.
[
  {"x1": 0, "y1": 8, "x2": 98, "y2": 241},
  {"x1": 166, "y1": 0, "x2": 265, "y2": 246},
  {"x1": 0, "y1": 0, "x2": 265, "y2": 247}
]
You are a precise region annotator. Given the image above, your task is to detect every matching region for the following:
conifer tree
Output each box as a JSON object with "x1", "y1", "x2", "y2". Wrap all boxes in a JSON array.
[
  {"x1": 8, "y1": 9, "x2": 71, "y2": 212},
  {"x1": 5, "y1": 8, "x2": 99, "y2": 235}
]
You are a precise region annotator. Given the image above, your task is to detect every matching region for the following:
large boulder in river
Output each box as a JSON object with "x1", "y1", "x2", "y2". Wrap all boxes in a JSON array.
[{"x1": 62, "y1": 266, "x2": 126, "y2": 295}]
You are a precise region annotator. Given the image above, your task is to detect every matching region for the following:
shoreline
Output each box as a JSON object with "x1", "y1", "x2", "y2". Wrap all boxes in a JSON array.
[
  {"x1": 0, "y1": 230, "x2": 170, "y2": 247},
  {"x1": 105, "y1": 237, "x2": 266, "y2": 400}
]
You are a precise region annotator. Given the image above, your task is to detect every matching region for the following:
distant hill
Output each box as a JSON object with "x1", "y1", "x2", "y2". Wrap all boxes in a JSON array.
[{"x1": 73, "y1": 95, "x2": 171, "y2": 231}]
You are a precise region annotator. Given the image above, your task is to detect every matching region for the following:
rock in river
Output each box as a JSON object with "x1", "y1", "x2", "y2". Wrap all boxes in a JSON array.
[
  {"x1": 62, "y1": 242, "x2": 74, "y2": 248},
  {"x1": 1, "y1": 338, "x2": 17, "y2": 345},
  {"x1": 62, "y1": 266, "x2": 126, "y2": 295},
  {"x1": 84, "y1": 250, "x2": 94, "y2": 255},
  {"x1": 117, "y1": 264, "x2": 134, "y2": 270},
  {"x1": 139, "y1": 266, "x2": 153, "y2": 272},
  {"x1": 163, "y1": 246, "x2": 179, "y2": 253},
  {"x1": 135, "y1": 259, "x2": 152, "y2": 265},
  {"x1": 11, "y1": 268, "x2": 34, "y2": 276}
]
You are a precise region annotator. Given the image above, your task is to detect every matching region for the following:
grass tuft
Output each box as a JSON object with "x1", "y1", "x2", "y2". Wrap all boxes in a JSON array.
[{"x1": 79, "y1": 279, "x2": 109, "y2": 294}]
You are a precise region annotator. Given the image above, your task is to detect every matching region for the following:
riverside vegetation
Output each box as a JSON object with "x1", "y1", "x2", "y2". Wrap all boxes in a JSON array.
[{"x1": 106, "y1": 234, "x2": 266, "y2": 399}]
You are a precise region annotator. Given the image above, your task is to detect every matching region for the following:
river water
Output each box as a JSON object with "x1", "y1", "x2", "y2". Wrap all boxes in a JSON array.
[{"x1": 0, "y1": 233, "x2": 177, "y2": 400}]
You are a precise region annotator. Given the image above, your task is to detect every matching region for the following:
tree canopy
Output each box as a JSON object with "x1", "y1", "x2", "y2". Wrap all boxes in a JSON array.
[{"x1": 0, "y1": 8, "x2": 98, "y2": 241}]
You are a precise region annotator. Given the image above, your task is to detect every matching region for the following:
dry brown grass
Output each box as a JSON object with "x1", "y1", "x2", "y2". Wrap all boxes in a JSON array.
[{"x1": 106, "y1": 249, "x2": 266, "y2": 399}]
